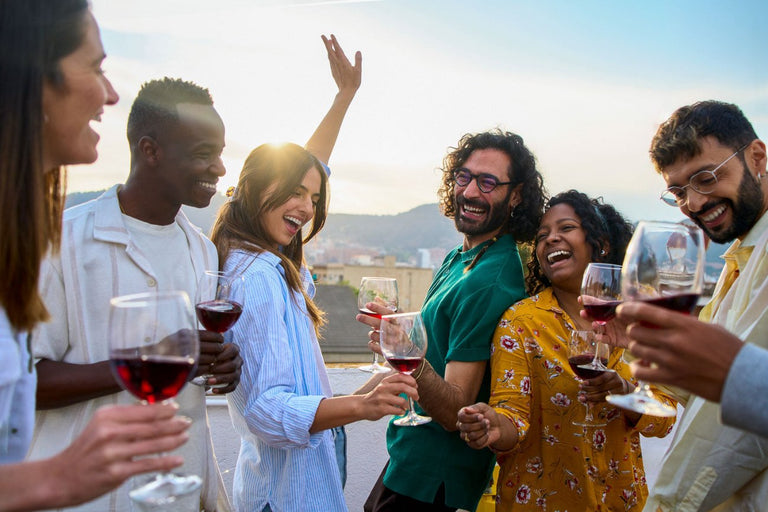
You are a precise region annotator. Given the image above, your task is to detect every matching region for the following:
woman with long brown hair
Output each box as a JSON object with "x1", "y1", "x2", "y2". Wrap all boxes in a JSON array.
[{"x1": 0, "y1": 1, "x2": 189, "y2": 509}]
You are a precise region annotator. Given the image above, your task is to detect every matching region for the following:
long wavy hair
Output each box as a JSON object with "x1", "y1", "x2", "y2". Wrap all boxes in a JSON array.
[
  {"x1": 0, "y1": 0, "x2": 88, "y2": 331},
  {"x1": 211, "y1": 143, "x2": 329, "y2": 333},
  {"x1": 526, "y1": 190, "x2": 634, "y2": 295}
]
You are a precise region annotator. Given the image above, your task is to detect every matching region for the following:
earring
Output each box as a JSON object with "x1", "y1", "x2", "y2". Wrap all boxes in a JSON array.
[
  {"x1": 600, "y1": 249, "x2": 606, "y2": 256},
  {"x1": 43, "y1": 113, "x2": 49, "y2": 124}
]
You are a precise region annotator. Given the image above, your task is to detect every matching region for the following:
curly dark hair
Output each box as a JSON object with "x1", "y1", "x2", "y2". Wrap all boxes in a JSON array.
[
  {"x1": 650, "y1": 100, "x2": 757, "y2": 173},
  {"x1": 437, "y1": 129, "x2": 547, "y2": 243},
  {"x1": 525, "y1": 190, "x2": 634, "y2": 295}
]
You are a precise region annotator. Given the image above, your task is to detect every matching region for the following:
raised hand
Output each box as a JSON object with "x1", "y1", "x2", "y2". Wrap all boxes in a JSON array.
[{"x1": 321, "y1": 34, "x2": 362, "y2": 100}]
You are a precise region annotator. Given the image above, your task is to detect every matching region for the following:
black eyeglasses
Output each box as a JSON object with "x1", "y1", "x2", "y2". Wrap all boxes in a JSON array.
[{"x1": 452, "y1": 168, "x2": 513, "y2": 193}]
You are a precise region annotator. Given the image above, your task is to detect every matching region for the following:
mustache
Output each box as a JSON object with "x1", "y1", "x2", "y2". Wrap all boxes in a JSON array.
[
  {"x1": 457, "y1": 196, "x2": 488, "y2": 210},
  {"x1": 688, "y1": 199, "x2": 726, "y2": 220}
]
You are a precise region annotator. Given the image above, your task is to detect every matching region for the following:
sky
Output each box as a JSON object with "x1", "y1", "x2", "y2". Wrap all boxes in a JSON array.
[{"x1": 77, "y1": 0, "x2": 768, "y2": 222}]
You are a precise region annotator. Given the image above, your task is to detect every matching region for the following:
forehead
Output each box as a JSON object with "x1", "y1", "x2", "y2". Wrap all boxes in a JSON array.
[
  {"x1": 168, "y1": 103, "x2": 225, "y2": 148},
  {"x1": 59, "y1": 11, "x2": 104, "y2": 70},
  {"x1": 661, "y1": 135, "x2": 731, "y2": 187},
  {"x1": 540, "y1": 203, "x2": 580, "y2": 227},
  {"x1": 301, "y1": 165, "x2": 323, "y2": 195},
  {"x1": 463, "y1": 148, "x2": 512, "y2": 179}
]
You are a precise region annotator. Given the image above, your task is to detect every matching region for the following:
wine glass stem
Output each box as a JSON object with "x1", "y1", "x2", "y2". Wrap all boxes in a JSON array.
[
  {"x1": 406, "y1": 396, "x2": 417, "y2": 418},
  {"x1": 585, "y1": 401, "x2": 594, "y2": 422}
]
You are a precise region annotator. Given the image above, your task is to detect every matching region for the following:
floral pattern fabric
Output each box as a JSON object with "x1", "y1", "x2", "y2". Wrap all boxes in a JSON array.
[{"x1": 489, "y1": 288, "x2": 677, "y2": 511}]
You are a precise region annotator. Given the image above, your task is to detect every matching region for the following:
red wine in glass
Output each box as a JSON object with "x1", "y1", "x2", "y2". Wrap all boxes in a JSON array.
[
  {"x1": 111, "y1": 354, "x2": 196, "y2": 404},
  {"x1": 645, "y1": 293, "x2": 699, "y2": 314},
  {"x1": 568, "y1": 354, "x2": 610, "y2": 380},
  {"x1": 358, "y1": 307, "x2": 383, "y2": 319},
  {"x1": 582, "y1": 300, "x2": 622, "y2": 324},
  {"x1": 196, "y1": 299, "x2": 243, "y2": 332},
  {"x1": 386, "y1": 356, "x2": 422, "y2": 374}
]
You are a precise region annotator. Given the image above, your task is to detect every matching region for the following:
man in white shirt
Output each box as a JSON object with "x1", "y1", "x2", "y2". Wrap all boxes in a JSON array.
[
  {"x1": 30, "y1": 77, "x2": 239, "y2": 512},
  {"x1": 616, "y1": 100, "x2": 768, "y2": 511}
]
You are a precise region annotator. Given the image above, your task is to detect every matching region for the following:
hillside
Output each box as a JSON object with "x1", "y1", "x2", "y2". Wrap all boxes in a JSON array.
[{"x1": 64, "y1": 191, "x2": 463, "y2": 258}]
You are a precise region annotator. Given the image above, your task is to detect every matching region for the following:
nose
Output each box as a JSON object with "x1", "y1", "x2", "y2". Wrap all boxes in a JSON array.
[
  {"x1": 460, "y1": 176, "x2": 484, "y2": 199},
  {"x1": 684, "y1": 187, "x2": 708, "y2": 214},
  {"x1": 104, "y1": 75, "x2": 119, "y2": 106},
  {"x1": 210, "y1": 156, "x2": 226, "y2": 177}
]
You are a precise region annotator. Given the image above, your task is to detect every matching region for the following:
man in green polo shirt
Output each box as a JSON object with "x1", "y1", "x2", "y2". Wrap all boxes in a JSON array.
[{"x1": 357, "y1": 130, "x2": 547, "y2": 511}]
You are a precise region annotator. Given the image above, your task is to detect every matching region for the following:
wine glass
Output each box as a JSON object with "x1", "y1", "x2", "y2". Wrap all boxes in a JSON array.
[
  {"x1": 357, "y1": 277, "x2": 398, "y2": 373},
  {"x1": 109, "y1": 291, "x2": 202, "y2": 505},
  {"x1": 578, "y1": 262, "x2": 622, "y2": 374},
  {"x1": 379, "y1": 311, "x2": 431, "y2": 426},
  {"x1": 191, "y1": 270, "x2": 245, "y2": 387},
  {"x1": 567, "y1": 330, "x2": 611, "y2": 427},
  {"x1": 606, "y1": 221, "x2": 705, "y2": 417}
]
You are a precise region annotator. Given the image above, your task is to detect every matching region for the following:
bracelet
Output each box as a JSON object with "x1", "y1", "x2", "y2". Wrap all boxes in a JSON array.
[{"x1": 412, "y1": 359, "x2": 427, "y2": 380}]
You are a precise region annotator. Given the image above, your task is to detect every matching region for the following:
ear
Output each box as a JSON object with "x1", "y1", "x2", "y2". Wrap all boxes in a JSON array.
[
  {"x1": 747, "y1": 139, "x2": 767, "y2": 178},
  {"x1": 137, "y1": 136, "x2": 161, "y2": 167},
  {"x1": 599, "y1": 240, "x2": 611, "y2": 260},
  {"x1": 508, "y1": 183, "x2": 523, "y2": 211}
]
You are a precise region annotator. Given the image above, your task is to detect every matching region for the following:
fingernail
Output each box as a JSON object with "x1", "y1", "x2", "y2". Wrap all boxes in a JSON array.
[{"x1": 177, "y1": 415, "x2": 193, "y2": 424}]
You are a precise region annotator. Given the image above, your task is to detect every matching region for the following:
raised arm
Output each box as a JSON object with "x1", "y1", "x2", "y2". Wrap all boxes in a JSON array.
[{"x1": 304, "y1": 34, "x2": 362, "y2": 164}]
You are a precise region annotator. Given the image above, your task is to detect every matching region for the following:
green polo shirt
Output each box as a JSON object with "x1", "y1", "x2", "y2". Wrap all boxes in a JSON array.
[{"x1": 383, "y1": 233, "x2": 527, "y2": 510}]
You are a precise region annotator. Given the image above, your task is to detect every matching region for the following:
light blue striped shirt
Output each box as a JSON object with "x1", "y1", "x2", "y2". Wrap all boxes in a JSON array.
[{"x1": 224, "y1": 249, "x2": 346, "y2": 512}]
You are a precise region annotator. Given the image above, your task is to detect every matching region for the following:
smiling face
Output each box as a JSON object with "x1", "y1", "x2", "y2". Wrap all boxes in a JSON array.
[
  {"x1": 155, "y1": 103, "x2": 226, "y2": 209},
  {"x1": 663, "y1": 136, "x2": 766, "y2": 243},
  {"x1": 262, "y1": 165, "x2": 323, "y2": 251},
  {"x1": 41, "y1": 11, "x2": 119, "y2": 168},
  {"x1": 535, "y1": 203, "x2": 593, "y2": 294},
  {"x1": 453, "y1": 148, "x2": 519, "y2": 249}
]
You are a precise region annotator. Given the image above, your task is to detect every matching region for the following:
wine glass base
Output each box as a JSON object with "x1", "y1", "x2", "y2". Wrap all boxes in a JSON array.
[
  {"x1": 358, "y1": 363, "x2": 390, "y2": 374},
  {"x1": 606, "y1": 392, "x2": 676, "y2": 417},
  {"x1": 129, "y1": 473, "x2": 202, "y2": 506},
  {"x1": 393, "y1": 413, "x2": 431, "y2": 426}
]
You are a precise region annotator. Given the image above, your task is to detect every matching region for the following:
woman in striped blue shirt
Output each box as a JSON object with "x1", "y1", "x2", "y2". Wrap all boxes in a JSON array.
[{"x1": 211, "y1": 143, "x2": 418, "y2": 512}]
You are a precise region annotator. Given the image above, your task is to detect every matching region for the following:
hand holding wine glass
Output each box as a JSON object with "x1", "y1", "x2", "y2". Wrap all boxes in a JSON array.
[
  {"x1": 578, "y1": 262, "x2": 621, "y2": 377},
  {"x1": 108, "y1": 291, "x2": 202, "y2": 506},
  {"x1": 192, "y1": 270, "x2": 244, "y2": 387},
  {"x1": 606, "y1": 221, "x2": 705, "y2": 417},
  {"x1": 379, "y1": 311, "x2": 431, "y2": 426},
  {"x1": 357, "y1": 277, "x2": 398, "y2": 373}
]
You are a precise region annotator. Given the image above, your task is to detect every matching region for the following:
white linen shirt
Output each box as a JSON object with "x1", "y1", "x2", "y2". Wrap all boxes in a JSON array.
[
  {"x1": 224, "y1": 249, "x2": 346, "y2": 512},
  {"x1": 0, "y1": 308, "x2": 35, "y2": 463},
  {"x1": 27, "y1": 185, "x2": 228, "y2": 512},
  {"x1": 644, "y1": 212, "x2": 768, "y2": 512}
]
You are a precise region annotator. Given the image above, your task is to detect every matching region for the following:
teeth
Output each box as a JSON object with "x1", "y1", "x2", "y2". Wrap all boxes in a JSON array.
[
  {"x1": 547, "y1": 250, "x2": 571, "y2": 263},
  {"x1": 701, "y1": 204, "x2": 726, "y2": 222},
  {"x1": 197, "y1": 181, "x2": 216, "y2": 191},
  {"x1": 464, "y1": 205, "x2": 485, "y2": 214},
  {"x1": 285, "y1": 216, "x2": 302, "y2": 227}
]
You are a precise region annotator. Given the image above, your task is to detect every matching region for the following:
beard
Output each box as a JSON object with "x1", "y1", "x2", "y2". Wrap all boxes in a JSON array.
[
  {"x1": 454, "y1": 194, "x2": 510, "y2": 237},
  {"x1": 690, "y1": 165, "x2": 764, "y2": 244}
]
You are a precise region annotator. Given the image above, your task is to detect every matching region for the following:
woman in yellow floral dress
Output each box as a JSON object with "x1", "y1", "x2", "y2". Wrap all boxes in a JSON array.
[{"x1": 457, "y1": 190, "x2": 677, "y2": 511}]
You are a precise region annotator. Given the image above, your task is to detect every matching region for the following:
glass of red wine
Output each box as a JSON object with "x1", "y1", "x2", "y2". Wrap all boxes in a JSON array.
[
  {"x1": 567, "y1": 330, "x2": 610, "y2": 427},
  {"x1": 579, "y1": 262, "x2": 621, "y2": 375},
  {"x1": 108, "y1": 290, "x2": 201, "y2": 506},
  {"x1": 606, "y1": 220, "x2": 705, "y2": 417},
  {"x1": 379, "y1": 311, "x2": 431, "y2": 426},
  {"x1": 191, "y1": 270, "x2": 244, "y2": 387},
  {"x1": 358, "y1": 277, "x2": 398, "y2": 373}
]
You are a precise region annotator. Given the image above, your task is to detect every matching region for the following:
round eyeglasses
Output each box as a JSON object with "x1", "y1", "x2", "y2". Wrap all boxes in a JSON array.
[
  {"x1": 660, "y1": 144, "x2": 749, "y2": 207},
  {"x1": 453, "y1": 168, "x2": 513, "y2": 193}
]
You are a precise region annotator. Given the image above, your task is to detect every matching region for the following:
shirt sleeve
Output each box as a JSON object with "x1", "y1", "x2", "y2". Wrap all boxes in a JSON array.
[
  {"x1": 31, "y1": 255, "x2": 70, "y2": 362},
  {"x1": 488, "y1": 310, "x2": 533, "y2": 453},
  {"x1": 0, "y1": 310, "x2": 21, "y2": 431},
  {"x1": 231, "y1": 263, "x2": 324, "y2": 449},
  {"x1": 720, "y1": 343, "x2": 768, "y2": 438}
]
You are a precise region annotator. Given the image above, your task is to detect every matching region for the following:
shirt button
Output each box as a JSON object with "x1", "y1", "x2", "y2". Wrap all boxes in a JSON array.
[{"x1": 147, "y1": 278, "x2": 157, "y2": 287}]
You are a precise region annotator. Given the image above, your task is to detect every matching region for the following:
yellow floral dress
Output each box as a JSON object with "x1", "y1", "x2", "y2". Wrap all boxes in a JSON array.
[{"x1": 489, "y1": 288, "x2": 677, "y2": 511}]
